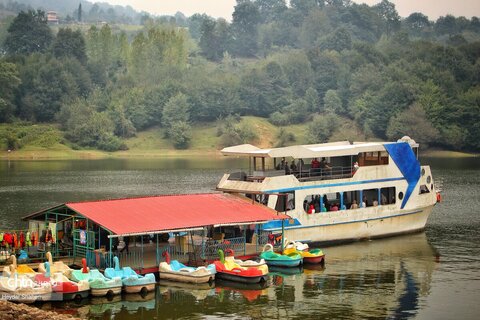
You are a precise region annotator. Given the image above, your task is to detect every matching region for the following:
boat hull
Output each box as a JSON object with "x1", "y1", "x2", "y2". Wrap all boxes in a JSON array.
[
  {"x1": 263, "y1": 259, "x2": 302, "y2": 268},
  {"x1": 159, "y1": 271, "x2": 214, "y2": 284},
  {"x1": 215, "y1": 271, "x2": 267, "y2": 284},
  {"x1": 61, "y1": 289, "x2": 90, "y2": 301},
  {"x1": 303, "y1": 255, "x2": 325, "y2": 264},
  {"x1": 90, "y1": 286, "x2": 122, "y2": 297},
  {"x1": 124, "y1": 283, "x2": 155, "y2": 294},
  {"x1": 282, "y1": 205, "x2": 434, "y2": 246}
]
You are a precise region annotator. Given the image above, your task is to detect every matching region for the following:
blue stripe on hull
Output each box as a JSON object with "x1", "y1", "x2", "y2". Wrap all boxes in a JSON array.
[
  {"x1": 263, "y1": 209, "x2": 423, "y2": 231},
  {"x1": 265, "y1": 177, "x2": 405, "y2": 194}
]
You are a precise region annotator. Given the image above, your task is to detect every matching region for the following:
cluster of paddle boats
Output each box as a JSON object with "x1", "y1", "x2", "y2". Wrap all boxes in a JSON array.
[{"x1": 0, "y1": 242, "x2": 324, "y2": 302}]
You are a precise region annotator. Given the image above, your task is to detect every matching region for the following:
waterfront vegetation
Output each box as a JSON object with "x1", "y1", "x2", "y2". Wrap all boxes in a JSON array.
[{"x1": 0, "y1": 0, "x2": 479, "y2": 158}]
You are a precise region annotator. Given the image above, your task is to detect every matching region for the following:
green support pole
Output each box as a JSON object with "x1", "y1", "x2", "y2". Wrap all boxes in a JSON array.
[
  {"x1": 109, "y1": 236, "x2": 112, "y2": 268},
  {"x1": 243, "y1": 227, "x2": 246, "y2": 256},
  {"x1": 55, "y1": 212, "x2": 58, "y2": 257},
  {"x1": 156, "y1": 234, "x2": 159, "y2": 265},
  {"x1": 202, "y1": 227, "x2": 206, "y2": 261},
  {"x1": 141, "y1": 236, "x2": 144, "y2": 269},
  {"x1": 281, "y1": 219, "x2": 285, "y2": 253}
]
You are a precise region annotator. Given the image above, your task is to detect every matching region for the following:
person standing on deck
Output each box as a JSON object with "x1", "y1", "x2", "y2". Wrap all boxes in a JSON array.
[{"x1": 120, "y1": 236, "x2": 130, "y2": 253}]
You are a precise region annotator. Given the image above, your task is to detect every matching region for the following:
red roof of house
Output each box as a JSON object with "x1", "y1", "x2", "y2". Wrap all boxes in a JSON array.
[{"x1": 65, "y1": 193, "x2": 285, "y2": 236}]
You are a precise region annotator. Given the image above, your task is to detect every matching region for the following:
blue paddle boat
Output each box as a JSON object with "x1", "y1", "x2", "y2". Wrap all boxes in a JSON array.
[
  {"x1": 71, "y1": 258, "x2": 123, "y2": 297},
  {"x1": 259, "y1": 244, "x2": 303, "y2": 267},
  {"x1": 104, "y1": 257, "x2": 156, "y2": 294},
  {"x1": 159, "y1": 251, "x2": 216, "y2": 284}
]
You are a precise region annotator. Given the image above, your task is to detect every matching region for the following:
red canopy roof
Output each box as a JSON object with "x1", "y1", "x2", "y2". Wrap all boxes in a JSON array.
[{"x1": 65, "y1": 193, "x2": 285, "y2": 236}]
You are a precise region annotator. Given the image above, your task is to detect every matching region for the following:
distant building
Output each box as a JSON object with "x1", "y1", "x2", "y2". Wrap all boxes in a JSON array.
[{"x1": 47, "y1": 11, "x2": 59, "y2": 24}]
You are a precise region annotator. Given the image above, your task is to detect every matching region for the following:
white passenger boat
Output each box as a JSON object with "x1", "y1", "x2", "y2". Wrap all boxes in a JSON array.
[{"x1": 217, "y1": 137, "x2": 439, "y2": 245}]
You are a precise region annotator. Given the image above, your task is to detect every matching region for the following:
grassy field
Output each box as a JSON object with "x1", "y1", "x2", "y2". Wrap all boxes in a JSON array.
[{"x1": 0, "y1": 118, "x2": 477, "y2": 160}]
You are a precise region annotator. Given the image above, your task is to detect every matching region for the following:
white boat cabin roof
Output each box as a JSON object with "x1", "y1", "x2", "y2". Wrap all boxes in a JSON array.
[{"x1": 221, "y1": 139, "x2": 419, "y2": 159}]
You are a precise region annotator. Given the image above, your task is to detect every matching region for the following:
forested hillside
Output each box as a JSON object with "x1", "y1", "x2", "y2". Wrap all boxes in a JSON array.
[{"x1": 0, "y1": 0, "x2": 479, "y2": 153}]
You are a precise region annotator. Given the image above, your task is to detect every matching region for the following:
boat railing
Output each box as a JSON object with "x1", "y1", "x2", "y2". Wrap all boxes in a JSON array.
[{"x1": 227, "y1": 165, "x2": 354, "y2": 183}]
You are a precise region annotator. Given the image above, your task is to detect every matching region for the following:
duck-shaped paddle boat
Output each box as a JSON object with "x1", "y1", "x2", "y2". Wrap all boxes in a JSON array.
[
  {"x1": 283, "y1": 240, "x2": 325, "y2": 264},
  {"x1": 104, "y1": 256, "x2": 156, "y2": 294},
  {"x1": 35, "y1": 262, "x2": 90, "y2": 300},
  {"x1": 259, "y1": 244, "x2": 303, "y2": 267},
  {"x1": 159, "y1": 251, "x2": 216, "y2": 284},
  {"x1": 38, "y1": 252, "x2": 73, "y2": 279},
  {"x1": 223, "y1": 249, "x2": 267, "y2": 269},
  {"x1": 71, "y1": 258, "x2": 123, "y2": 297},
  {"x1": 0, "y1": 265, "x2": 52, "y2": 302},
  {"x1": 3, "y1": 255, "x2": 36, "y2": 277},
  {"x1": 214, "y1": 250, "x2": 268, "y2": 284}
]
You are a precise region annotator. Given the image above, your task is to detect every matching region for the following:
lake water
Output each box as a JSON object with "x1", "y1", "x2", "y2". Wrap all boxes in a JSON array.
[{"x1": 1, "y1": 156, "x2": 479, "y2": 319}]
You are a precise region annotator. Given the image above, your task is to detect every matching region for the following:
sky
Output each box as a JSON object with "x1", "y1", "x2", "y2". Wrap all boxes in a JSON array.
[{"x1": 104, "y1": 0, "x2": 480, "y2": 20}]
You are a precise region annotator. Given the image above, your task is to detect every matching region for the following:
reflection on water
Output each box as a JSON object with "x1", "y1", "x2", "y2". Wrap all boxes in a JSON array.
[
  {"x1": 1, "y1": 156, "x2": 480, "y2": 319},
  {"x1": 51, "y1": 233, "x2": 438, "y2": 320}
]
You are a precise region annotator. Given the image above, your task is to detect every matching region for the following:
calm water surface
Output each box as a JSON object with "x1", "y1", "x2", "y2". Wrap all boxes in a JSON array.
[{"x1": 0, "y1": 156, "x2": 479, "y2": 319}]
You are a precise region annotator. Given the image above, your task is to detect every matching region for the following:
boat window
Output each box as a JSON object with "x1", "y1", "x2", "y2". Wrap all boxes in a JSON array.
[
  {"x1": 380, "y1": 187, "x2": 396, "y2": 205},
  {"x1": 344, "y1": 190, "x2": 361, "y2": 210},
  {"x1": 427, "y1": 176, "x2": 431, "y2": 184},
  {"x1": 247, "y1": 194, "x2": 269, "y2": 205},
  {"x1": 275, "y1": 192, "x2": 295, "y2": 212},
  {"x1": 398, "y1": 192, "x2": 404, "y2": 200},
  {"x1": 358, "y1": 152, "x2": 389, "y2": 167},
  {"x1": 362, "y1": 189, "x2": 379, "y2": 207},
  {"x1": 419, "y1": 185, "x2": 430, "y2": 194}
]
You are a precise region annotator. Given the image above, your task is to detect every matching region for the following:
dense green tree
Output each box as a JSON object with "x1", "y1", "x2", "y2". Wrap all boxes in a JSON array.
[
  {"x1": 162, "y1": 93, "x2": 190, "y2": 136},
  {"x1": 435, "y1": 15, "x2": 457, "y2": 36},
  {"x1": 373, "y1": 0, "x2": 400, "y2": 36},
  {"x1": 255, "y1": 0, "x2": 288, "y2": 23},
  {"x1": 187, "y1": 13, "x2": 210, "y2": 40},
  {"x1": 386, "y1": 103, "x2": 439, "y2": 147},
  {"x1": 199, "y1": 18, "x2": 230, "y2": 61},
  {"x1": 231, "y1": 0, "x2": 261, "y2": 57},
  {"x1": 323, "y1": 89, "x2": 342, "y2": 113},
  {"x1": 169, "y1": 121, "x2": 192, "y2": 149},
  {"x1": 0, "y1": 62, "x2": 21, "y2": 122},
  {"x1": 306, "y1": 113, "x2": 339, "y2": 143},
  {"x1": 305, "y1": 87, "x2": 320, "y2": 112},
  {"x1": 52, "y1": 28, "x2": 87, "y2": 64},
  {"x1": 4, "y1": 10, "x2": 53, "y2": 55},
  {"x1": 18, "y1": 55, "x2": 91, "y2": 122},
  {"x1": 403, "y1": 12, "x2": 431, "y2": 37},
  {"x1": 78, "y1": 3, "x2": 82, "y2": 22}
]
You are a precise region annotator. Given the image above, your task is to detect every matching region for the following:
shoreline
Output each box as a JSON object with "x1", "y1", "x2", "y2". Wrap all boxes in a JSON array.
[
  {"x1": 0, "y1": 147, "x2": 477, "y2": 161},
  {"x1": 0, "y1": 300, "x2": 81, "y2": 319}
]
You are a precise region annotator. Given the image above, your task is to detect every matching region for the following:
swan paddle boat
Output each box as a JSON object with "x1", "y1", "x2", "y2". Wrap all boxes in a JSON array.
[
  {"x1": 260, "y1": 244, "x2": 303, "y2": 267},
  {"x1": 104, "y1": 256, "x2": 156, "y2": 294},
  {"x1": 283, "y1": 240, "x2": 325, "y2": 264},
  {"x1": 71, "y1": 258, "x2": 123, "y2": 297},
  {"x1": 3, "y1": 255, "x2": 36, "y2": 277},
  {"x1": 0, "y1": 264, "x2": 52, "y2": 302},
  {"x1": 159, "y1": 251, "x2": 216, "y2": 284},
  {"x1": 223, "y1": 249, "x2": 267, "y2": 269},
  {"x1": 38, "y1": 252, "x2": 73, "y2": 279},
  {"x1": 214, "y1": 250, "x2": 268, "y2": 284},
  {"x1": 35, "y1": 262, "x2": 90, "y2": 300}
]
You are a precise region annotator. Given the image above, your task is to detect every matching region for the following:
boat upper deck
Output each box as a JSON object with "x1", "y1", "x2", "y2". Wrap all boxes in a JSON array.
[{"x1": 217, "y1": 139, "x2": 420, "y2": 192}]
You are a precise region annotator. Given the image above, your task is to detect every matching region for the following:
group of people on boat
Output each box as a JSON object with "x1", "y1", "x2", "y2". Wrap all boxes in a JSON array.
[
  {"x1": 303, "y1": 192, "x2": 393, "y2": 214},
  {"x1": 276, "y1": 157, "x2": 333, "y2": 177}
]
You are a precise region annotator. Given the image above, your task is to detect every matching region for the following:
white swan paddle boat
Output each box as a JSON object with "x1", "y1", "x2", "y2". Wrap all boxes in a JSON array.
[
  {"x1": 158, "y1": 251, "x2": 216, "y2": 284},
  {"x1": 104, "y1": 256, "x2": 156, "y2": 294},
  {"x1": 70, "y1": 258, "x2": 123, "y2": 297}
]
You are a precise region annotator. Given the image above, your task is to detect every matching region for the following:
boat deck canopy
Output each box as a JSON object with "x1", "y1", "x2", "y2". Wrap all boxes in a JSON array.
[
  {"x1": 221, "y1": 140, "x2": 418, "y2": 159},
  {"x1": 23, "y1": 193, "x2": 287, "y2": 237}
]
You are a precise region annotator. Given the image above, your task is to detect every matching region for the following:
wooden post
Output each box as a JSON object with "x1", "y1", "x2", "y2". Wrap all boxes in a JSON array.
[{"x1": 262, "y1": 157, "x2": 265, "y2": 171}]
